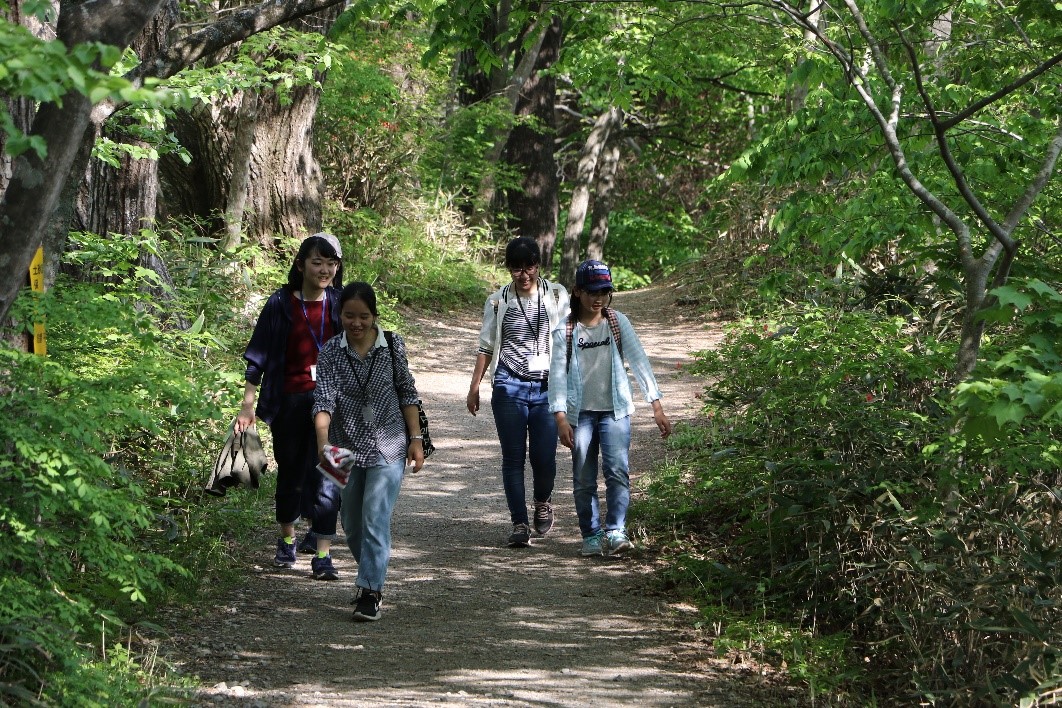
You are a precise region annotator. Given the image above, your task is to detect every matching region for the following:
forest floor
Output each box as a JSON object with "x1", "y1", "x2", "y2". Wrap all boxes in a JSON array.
[{"x1": 159, "y1": 279, "x2": 809, "y2": 707}]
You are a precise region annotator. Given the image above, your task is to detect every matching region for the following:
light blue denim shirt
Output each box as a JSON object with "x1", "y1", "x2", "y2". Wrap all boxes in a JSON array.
[{"x1": 548, "y1": 309, "x2": 663, "y2": 420}]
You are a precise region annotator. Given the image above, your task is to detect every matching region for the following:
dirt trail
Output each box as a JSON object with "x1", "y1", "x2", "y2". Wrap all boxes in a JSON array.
[{"x1": 164, "y1": 283, "x2": 803, "y2": 707}]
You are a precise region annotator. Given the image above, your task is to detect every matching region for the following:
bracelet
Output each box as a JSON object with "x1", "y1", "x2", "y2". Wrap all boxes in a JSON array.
[{"x1": 409, "y1": 435, "x2": 423, "y2": 441}]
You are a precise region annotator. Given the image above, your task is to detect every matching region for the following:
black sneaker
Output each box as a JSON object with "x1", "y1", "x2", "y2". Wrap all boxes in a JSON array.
[
  {"x1": 273, "y1": 537, "x2": 296, "y2": 568},
  {"x1": 311, "y1": 554, "x2": 339, "y2": 581},
  {"x1": 297, "y1": 530, "x2": 317, "y2": 554},
  {"x1": 507, "y1": 523, "x2": 532, "y2": 547},
  {"x1": 532, "y1": 500, "x2": 554, "y2": 536},
  {"x1": 352, "y1": 588, "x2": 382, "y2": 622}
]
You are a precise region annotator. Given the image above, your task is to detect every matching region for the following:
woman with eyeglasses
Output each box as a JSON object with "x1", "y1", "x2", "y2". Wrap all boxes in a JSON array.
[{"x1": 467, "y1": 237, "x2": 570, "y2": 547}]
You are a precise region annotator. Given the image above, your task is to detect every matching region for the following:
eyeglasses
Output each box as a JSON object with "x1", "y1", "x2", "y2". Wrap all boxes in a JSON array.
[{"x1": 509, "y1": 265, "x2": 539, "y2": 277}]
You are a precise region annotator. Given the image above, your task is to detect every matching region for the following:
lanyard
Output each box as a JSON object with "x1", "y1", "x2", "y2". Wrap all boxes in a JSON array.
[
  {"x1": 514, "y1": 283, "x2": 545, "y2": 355},
  {"x1": 344, "y1": 343, "x2": 379, "y2": 402},
  {"x1": 300, "y1": 290, "x2": 328, "y2": 352}
]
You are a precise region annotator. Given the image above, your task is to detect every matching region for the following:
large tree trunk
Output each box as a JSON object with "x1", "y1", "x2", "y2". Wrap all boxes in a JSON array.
[
  {"x1": 158, "y1": 8, "x2": 341, "y2": 247},
  {"x1": 503, "y1": 14, "x2": 561, "y2": 276},
  {"x1": 0, "y1": 0, "x2": 349, "y2": 326},
  {"x1": 559, "y1": 106, "x2": 622, "y2": 288},
  {"x1": 586, "y1": 138, "x2": 621, "y2": 262},
  {"x1": 0, "y1": 0, "x2": 167, "y2": 325}
]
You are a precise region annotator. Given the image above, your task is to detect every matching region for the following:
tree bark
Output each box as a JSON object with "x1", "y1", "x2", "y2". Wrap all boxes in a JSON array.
[
  {"x1": 559, "y1": 106, "x2": 622, "y2": 288},
  {"x1": 503, "y1": 14, "x2": 561, "y2": 275},
  {"x1": 0, "y1": 0, "x2": 167, "y2": 324},
  {"x1": 0, "y1": 0, "x2": 349, "y2": 325},
  {"x1": 586, "y1": 138, "x2": 621, "y2": 262},
  {"x1": 471, "y1": 3, "x2": 553, "y2": 225},
  {"x1": 224, "y1": 91, "x2": 260, "y2": 250}
]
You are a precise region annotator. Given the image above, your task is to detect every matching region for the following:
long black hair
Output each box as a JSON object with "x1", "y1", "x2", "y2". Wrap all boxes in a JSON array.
[
  {"x1": 339, "y1": 281, "x2": 378, "y2": 316},
  {"x1": 286, "y1": 234, "x2": 344, "y2": 291}
]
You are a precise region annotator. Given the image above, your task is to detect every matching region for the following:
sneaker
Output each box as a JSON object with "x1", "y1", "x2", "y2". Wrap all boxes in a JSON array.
[
  {"x1": 311, "y1": 554, "x2": 339, "y2": 581},
  {"x1": 532, "y1": 499, "x2": 554, "y2": 536},
  {"x1": 273, "y1": 537, "x2": 296, "y2": 568},
  {"x1": 297, "y1": 530, "x2": 317, "y2": 554},
  {"x1": 507, "y1": 523, "x2": 532, "y2": 547},
  {"x1": 352, "y1": 588, "x2": 382, "y2": 622},
  {"x1": 604, "y1": 529, "x2": 632, "y2": 556},
  {"x1": 580, "y1": 532, "x2": 604, "y2": 557}
]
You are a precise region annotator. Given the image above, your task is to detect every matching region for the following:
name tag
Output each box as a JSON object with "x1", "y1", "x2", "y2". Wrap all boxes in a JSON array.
[
  {"x1": 527, "y1": 353, "x2": 549, "y2": 372},
  {"x1": 310, "y1": 364, "x2": 317, "y2": 381},
  {"x1": 361, "y1": 403, "x2": 375, "y2": 423}
]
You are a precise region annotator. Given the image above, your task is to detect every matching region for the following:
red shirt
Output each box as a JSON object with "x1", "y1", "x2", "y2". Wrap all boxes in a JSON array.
[{"x1": 284, "y1": 293, "x2": 334, "y2": 393}]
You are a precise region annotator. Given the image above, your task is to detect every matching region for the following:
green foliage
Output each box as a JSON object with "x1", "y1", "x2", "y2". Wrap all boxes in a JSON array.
[
  {"x1": 324, "y1": 203, "x2": 491, "y2": 312},
  {"x1": 165, "y1": 26, "x2": 333, "y2": 105},
  {"x1": 605, "y1": 209, "x2": 701, "y2": 281},
  {"x1": 634, "y1": 304, "x2": 1062, "y2": 702},
  {"x1": 317, "y1": 20, "x2": 448, "y2": 214},
  {"x1": 421, "y1": 96, "x2": 522, "y2": 205},
  {"x1": 0, "y1": 18, "x2": 171, "y2": 159},
  {"x1": 0, "y1": 227, "x2": 268, "y2": 702},
  {"x1": 954, "y1": 278, "x2": 1062, "y2": 445}
]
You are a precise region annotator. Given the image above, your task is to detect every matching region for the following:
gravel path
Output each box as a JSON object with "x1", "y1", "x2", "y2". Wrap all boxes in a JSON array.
[{"x1": 164, "y1": 283, "x2": 804, "y2": 707}]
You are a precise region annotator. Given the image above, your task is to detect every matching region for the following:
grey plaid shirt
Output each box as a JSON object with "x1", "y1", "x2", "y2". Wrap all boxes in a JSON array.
[{"x1": 312, "y1": 327, "x2": 420, "y2": 466}]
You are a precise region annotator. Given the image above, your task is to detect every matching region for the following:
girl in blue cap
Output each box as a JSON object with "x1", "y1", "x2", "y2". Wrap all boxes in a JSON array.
[{"x1": 548, "y1": 259, "x2": 672, "y2": 557}]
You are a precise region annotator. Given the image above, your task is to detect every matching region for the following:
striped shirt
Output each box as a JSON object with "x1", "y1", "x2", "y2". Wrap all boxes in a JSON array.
[
  {"x1": 494, "y1": 290, "x2": 550, "y2": 381},
  {"x1": 312, "y1": 327, "x2": 419, "y2": 466}
]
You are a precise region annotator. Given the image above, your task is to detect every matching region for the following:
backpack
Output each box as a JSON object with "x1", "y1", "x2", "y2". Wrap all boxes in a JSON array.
[
  {"x1": 491, "y1": 279, "x2": 563, "y2": 314},
  {"x1": 565, "y1": 309, "x2": 622, "y2": 372}
]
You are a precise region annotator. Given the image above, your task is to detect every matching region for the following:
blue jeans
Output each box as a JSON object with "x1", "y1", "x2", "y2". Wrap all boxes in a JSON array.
[
  {"x1": 340, "y1": 457, "x2": 405, "y2": 592},
  {"x1": 570, "y1": 411, "x2": 631, "y2": 538},
  {"x1": 491, "y1": 365, "x2": 557, "y2": 525},
  {"x1": 271, "y1": 391, "x2": 341, "y2": 537}
]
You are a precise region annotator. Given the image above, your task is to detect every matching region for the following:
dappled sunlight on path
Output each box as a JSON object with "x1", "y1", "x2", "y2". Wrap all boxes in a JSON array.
[{"x1": 164, "y1": 285, "x2": 801, "y2": 707}]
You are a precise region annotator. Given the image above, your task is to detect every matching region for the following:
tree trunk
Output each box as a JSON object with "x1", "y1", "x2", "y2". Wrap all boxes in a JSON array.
[
  {"x1": 159, "y1": 9, "x2": 340, "y2": 247},
  {"x1": 503, "y1": 14, "x2": 561, "y2": 276},
  {"x1": 471, "y1": 6, "x2": 553, "y2": 226},
  {"x1": 559, "y1": 106, "x2": 622, "y2": 288},
  {"x1": 0, "y1": 0, "x2": 167, "y2": 324},
  {"x1": 224, "y1": 91, "x2": 260, "y2": 250},
  {"x1": 586, "y1": 138, "x2": 621, "y2": 262}
]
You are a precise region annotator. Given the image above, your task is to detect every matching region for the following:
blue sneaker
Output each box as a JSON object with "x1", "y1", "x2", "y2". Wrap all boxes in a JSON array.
[
  {"x1": 273, "y1": 537, "x2": 296, "y2": 567},
  {"x1": 580, "y1": 532, "x2": 604, "y2": 557},
  {"x1": 604, "y1": 530, "x2": 632, "y2": 556},
  {"x1": 311, "y1": 554, "x2": 339, "y2": 581},
  {"x1": 298, "y1": 530, "x2": 317, "y2": 554}
]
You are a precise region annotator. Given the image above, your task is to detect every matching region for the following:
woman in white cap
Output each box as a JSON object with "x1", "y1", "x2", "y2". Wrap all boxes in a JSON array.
[{"x1": 236, "y1": 233, "x2": 345, "y2": 580}]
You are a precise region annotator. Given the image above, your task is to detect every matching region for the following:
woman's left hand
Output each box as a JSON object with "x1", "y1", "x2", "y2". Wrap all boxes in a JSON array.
[{"x1": 407, "y1": 439, "x2": 425, "y2": 473}]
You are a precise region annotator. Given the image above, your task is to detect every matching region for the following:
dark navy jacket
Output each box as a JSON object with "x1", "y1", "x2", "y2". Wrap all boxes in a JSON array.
[{"x1": 243, "y1": 285, "x2": 343, "y2": 425}]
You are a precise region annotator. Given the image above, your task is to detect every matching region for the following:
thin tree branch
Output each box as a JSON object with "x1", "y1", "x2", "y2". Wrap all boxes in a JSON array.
[{"x1": 940, "y1": 50, "x2": 1062, "y2": 130}]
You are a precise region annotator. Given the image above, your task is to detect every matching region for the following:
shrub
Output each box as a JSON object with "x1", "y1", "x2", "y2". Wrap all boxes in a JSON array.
[{"x1": 634, "y1": 305, "x2": 1062, "y2": 703}]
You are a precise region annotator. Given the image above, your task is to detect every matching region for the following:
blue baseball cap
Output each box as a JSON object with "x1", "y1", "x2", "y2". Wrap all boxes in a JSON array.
[{"x1": 575, "y1": 260, "x2": 613, "y2": 292}]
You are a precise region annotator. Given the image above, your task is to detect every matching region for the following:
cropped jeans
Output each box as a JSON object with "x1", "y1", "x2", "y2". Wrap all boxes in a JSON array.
[
  {"x1": 570, "y1": 410, "x2": 631, "y2": 538},
  {"x1": 341, "y1": 456, "x2": 405, "y2": 592},
  {"x1": 271, "y1": 391, "x2": 341, "y2": 537},
  {"x1": 491, "y1": 365, "x2": 557, "y2": 525}
]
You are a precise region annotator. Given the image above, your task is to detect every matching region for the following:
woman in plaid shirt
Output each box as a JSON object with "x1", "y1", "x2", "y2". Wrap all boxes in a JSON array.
[{"x1": 312, "y1": 282, "x2": 425, "y2": 622}]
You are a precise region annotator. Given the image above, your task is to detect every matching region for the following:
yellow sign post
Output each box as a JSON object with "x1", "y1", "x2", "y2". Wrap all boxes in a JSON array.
[{"x1": 29, "y1": 246, "x2": 46, "y2": 356}]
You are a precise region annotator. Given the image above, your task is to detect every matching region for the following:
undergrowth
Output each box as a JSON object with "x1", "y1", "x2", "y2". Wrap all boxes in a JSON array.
[
  {"x1": 0, "y1": 206, "x2": 491, "y2": 702},
  {"x1": 631, "y1": 290, "x2": 1062, "y2": 705}
]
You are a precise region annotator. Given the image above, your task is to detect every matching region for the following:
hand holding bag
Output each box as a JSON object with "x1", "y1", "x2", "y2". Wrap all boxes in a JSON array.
[
  {"x1": 205, "y1": 421, "x2": 269, "y2": 496},
  {"x1": 384, "y1": 331, "x2": 435, "y2": 457}
]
